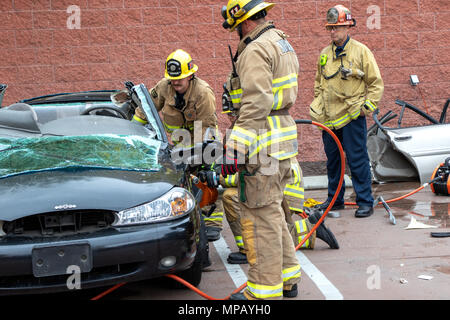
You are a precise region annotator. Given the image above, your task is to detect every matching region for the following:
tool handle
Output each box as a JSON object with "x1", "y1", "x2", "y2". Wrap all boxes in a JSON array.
[{"x1": 378, "y1": 196, "x2": 396, "y2": 225}]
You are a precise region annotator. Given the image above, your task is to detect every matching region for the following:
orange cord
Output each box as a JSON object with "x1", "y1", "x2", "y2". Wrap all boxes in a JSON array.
[
  {"x1": 344, "y1": 184, "x2": 427, "y2": 207},
  {"x1": 90, "y1": 282, "x2": 127, "y2": 300},
  {"x1": 294, "y1": 121, "x2": 346, "y2": 251}
]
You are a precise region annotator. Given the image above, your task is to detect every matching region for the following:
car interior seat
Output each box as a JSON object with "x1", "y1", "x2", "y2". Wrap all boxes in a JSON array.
[{"x1": 0, "y1": 103, "x2": 41, "y2": 133}]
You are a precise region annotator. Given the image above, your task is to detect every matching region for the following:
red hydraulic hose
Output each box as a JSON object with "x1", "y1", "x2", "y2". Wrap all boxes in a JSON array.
[
  {"x1": 91, "y1": 282, "x2": 127, "y2": 300},
  {"x1": 293, "y1": 120, "x2": 346, "y2": 250},
  {"x1": 344, "y1": 178, "x2": 440, "y2": 207},
  {"x1": 91, "y1": 120, "x2": 346, "y2": 300}
]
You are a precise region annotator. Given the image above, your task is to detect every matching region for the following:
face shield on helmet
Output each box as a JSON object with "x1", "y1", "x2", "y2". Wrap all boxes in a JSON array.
[
  {"x1": 221, "y1": 0, "x2": 274, "y2": 32},
  {"x1": 325, "y1": 5, "x2": 356, "y2": 27},
  {"x1": 164, "y1": 49, "x2": 199, "y2": 80}
]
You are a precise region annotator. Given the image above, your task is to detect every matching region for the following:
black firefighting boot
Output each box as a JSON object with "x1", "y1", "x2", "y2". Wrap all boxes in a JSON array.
[
  {"x1": 314, "y1": 199, "x2": 344, "y2": 211},
  {"x1": 308, "y1": 211, "x2": 339, "y2": 249},
  {"x1": 205, "y1": 226, "x2": 221, "y2": 242},
  {"x1": 227, "y1": 252, "x2": 248, "y2": 264},
  {"x1": 283, "y1": 284, "x2": 298, "y2": 298}
]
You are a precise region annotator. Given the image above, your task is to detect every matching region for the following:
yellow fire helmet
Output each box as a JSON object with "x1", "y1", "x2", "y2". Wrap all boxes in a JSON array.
[
  {"x1": 221, "y1": 0, "x2": 274, "y2": 32},
  {"x1": 164, "y1": 49, "x2": 198, "y2": 80},
  {"x1": 326, "y1": 4, "x2": 356, "y2": 27}
]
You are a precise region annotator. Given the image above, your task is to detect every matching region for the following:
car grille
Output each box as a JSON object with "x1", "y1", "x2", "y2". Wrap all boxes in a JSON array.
[{"x1": 2, "y1": 210, "x2": 116, "y2": 236}]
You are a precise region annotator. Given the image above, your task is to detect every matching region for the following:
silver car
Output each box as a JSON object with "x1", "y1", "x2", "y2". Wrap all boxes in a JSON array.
[{"x1": 367, "y1": 99, "x2": 450, "y2": 184}]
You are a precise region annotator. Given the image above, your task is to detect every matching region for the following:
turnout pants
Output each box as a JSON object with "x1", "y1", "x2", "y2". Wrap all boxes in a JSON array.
[
  {"x1": 322, "y1": 116, "x2": 374, "y2": 207},
  {"x1": 223, "y1": 189, "x2": 316, "y2": 253},
  {"x1": 203, "y1": 200, "x2": 224, "y2": 229},
  {"x1": 238, "y1": 158, "x2": 301, "y2": 300}
]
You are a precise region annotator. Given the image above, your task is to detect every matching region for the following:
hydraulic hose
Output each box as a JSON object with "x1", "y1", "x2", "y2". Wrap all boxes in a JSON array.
[
  {"x1": 90, "y1": 119, "x2": 347, "y2": 300},
  {"x1": 293, "y1": 120, "x2": 346, "y2": 251},
  {"x1": 343, "y1": 176, "x2": 443, "y2": 207}
]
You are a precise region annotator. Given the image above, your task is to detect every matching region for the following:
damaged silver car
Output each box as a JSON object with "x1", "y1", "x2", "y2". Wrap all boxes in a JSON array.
[{"x1": 368, "y1": 98, "x2": 450, "y2": 184}]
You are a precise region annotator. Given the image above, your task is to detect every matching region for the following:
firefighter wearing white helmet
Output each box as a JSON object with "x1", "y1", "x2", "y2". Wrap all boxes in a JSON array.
[
  {"x1": 310, "y1": 5, "x2": 384, "y2": 218},
  {"x1": 132, "y1": 49, "x2": 223, "y2": 242},
  {"x1": 220, "y1": 0, "x2": 302, "y2": 300}
]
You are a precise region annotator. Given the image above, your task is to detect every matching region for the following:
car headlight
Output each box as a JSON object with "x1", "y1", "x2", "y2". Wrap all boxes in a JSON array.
[{"x1": 113, "y1": 187, "x2": 195, "y2": 226}]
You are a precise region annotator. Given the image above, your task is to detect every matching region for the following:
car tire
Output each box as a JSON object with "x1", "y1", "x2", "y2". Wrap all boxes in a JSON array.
[{"x1": 172, "y1": 214, "x2": 207, "y2": 288}]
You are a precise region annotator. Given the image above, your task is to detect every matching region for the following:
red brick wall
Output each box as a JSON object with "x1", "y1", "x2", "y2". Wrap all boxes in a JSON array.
[{"x1": 1, "y1": 0, "x2": 449, "y2": 162}]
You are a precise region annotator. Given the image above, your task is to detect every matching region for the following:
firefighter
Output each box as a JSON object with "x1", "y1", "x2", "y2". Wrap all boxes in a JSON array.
[
  {"x1": 132, "y1": 49, "x2": 223, "y2": 241},
  {"x1": 218, "y1": 106, "x2": 339, "y2": 265},
  {"x1": 310, "y1": 5, "x2": 384, "y2": 218},
  {"x1": 220, "y1": 0, "x2": 302, "y2": 300}
]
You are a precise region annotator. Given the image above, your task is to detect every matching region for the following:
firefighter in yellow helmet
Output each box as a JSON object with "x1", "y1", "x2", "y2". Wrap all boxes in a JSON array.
[
  {"x1": 220, "y1": 0, "x2": 302, "y2": 300},
  {"x1": 217, "y1": 104, "x2": 338, "y2": 267},
  {"x1": 310, "y1": 5, "x2": 384, "y2": 218},
  {"x1": 133, "y1": 49, "x2": 217, "y2": 147},
  {"x1": 132, "y1": 49, "x2": 223, "y2": 242}
]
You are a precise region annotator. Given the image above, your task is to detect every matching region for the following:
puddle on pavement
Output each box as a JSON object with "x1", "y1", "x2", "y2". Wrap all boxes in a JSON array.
[
  {"x1": 388, "y1": 200, "x2": 450, "y2": 228},
  {"x1": 360, "y1": 181, "x2": 450, "y2": 228}
]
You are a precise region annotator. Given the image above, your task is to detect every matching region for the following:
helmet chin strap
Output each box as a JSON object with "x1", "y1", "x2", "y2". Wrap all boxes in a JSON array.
[{"x1": 237, "y1": 23, "x2": 244, "y2": 40}]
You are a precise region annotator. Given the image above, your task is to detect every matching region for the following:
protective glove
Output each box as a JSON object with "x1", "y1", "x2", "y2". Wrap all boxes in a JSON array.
[{"x1": 221, "y1": 152, "x2": 239, "y2": 177}]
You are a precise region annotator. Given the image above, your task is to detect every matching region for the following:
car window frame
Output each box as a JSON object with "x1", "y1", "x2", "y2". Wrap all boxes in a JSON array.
[{"x1": 134, "y1": 84, "x2": 168, "y2": 144}]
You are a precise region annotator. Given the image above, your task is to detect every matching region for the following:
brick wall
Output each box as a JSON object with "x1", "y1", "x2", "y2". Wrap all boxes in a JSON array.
[{"x1": 1, "y1": 0, "x2": 449, "y2": 162}]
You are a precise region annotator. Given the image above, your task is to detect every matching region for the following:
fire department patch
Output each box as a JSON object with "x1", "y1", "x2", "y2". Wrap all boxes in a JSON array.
[
  {"x1": 151, "y1": 88, "x2": 158, "y2": 98},
  {"x1": 277, "y1": 39, "x2": 294, "y2": 54},
  {"x1": 229, "y1": 4, "x2": 240, "y2": 16}
]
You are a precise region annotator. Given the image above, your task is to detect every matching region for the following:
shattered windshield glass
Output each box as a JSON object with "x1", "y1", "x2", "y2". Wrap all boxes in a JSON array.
[{"x1": 0, "y1": 134, "x2": 161, "y2": 179}]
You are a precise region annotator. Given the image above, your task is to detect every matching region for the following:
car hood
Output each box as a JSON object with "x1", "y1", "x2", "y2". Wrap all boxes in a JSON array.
[{"x1": 0, "y1": 167, "x2": 183, "y2": 221}]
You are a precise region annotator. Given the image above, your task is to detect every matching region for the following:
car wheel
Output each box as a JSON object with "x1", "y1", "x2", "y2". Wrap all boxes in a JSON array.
[{"x1": 173, "y1": 215, "x2": 208, "y2": 288}]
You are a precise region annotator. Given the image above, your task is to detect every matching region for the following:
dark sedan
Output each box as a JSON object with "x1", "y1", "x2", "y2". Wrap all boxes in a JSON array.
[{"x1": 0, "y1": 83, "x2": 208, "y2": 295}]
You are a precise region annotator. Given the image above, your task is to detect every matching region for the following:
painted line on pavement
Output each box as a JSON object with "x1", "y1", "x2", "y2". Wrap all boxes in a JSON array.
[
  {"x1": 296, "y1": 251, "x2": 344, "y2": 300},
  {"x1": 213, "y1": 237, "x2": 248, "y2": 289}
]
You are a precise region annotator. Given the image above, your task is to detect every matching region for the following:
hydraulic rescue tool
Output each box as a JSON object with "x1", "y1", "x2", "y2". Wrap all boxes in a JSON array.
[{"x1": 430, "y1": 157, "x2": 450, "y2": 196}]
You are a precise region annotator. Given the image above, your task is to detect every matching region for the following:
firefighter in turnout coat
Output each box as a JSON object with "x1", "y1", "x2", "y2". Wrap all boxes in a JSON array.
[
  {"x1": 220, "y1": 0, "x2": 302, "y2": 300},
  {"x1": 133, "y1": 49, "x2": 223, "y2": 241}
]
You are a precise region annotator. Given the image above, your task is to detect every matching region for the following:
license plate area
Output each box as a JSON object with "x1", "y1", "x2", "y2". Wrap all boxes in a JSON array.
[{"x1": 32, "y1": 243, "x2": 92, "y2": 278}]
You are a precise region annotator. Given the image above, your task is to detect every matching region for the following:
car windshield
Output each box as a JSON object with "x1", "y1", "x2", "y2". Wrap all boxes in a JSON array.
[{"x1": 0, "y1": 134, "x2": 162, "y2": 179}]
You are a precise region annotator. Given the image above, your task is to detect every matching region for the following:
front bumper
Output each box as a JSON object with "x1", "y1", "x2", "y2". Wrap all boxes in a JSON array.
[{"x1": 0, "y1": 214, "x2": 198, "y2": 295}]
